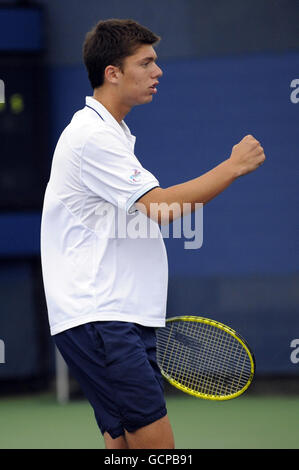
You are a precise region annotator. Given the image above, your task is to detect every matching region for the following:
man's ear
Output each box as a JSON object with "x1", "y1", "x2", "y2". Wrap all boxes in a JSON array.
[{"x1": 104, "y1": 65, "x2": 122, "y2": 84}]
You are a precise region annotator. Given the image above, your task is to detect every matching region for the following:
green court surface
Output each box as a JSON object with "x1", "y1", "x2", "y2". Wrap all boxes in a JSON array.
[{"x1": 0, "y1": 393, "x2": 298, "y2": 449}]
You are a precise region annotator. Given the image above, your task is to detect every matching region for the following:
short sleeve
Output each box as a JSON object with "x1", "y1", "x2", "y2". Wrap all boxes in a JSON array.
[{"x1": 80, "y1": 128, "x2": 159, "y2": 214}]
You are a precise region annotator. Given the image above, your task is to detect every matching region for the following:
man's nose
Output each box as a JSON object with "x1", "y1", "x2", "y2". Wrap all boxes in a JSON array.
[{"x1": 154, "y1": 63, "x2": 163, "y2": 78}]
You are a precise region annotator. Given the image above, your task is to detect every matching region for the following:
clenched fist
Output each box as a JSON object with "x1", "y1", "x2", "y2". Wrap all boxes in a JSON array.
[{"x1": 229, "y1": 135, "x2": 266, "y2": 177}]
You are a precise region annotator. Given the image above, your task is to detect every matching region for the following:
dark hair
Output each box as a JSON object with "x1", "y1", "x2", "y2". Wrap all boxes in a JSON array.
[{"x1": 83, "y1": 19, "x2": 161, "y2": 89}]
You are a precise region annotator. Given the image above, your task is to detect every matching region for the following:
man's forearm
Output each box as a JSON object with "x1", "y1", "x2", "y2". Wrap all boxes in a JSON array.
[
  {"x1": 162, "y1": 159, "x2": 238, "y2": 208},
  {"x1": 136, "y1": 135, "x2": 265, "y2": 224},
  {"x1": 136, "y1": 159, "x2": 238, "y2": 223}
]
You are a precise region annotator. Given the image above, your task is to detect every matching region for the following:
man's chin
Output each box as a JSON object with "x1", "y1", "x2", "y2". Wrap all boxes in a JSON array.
[
  {"x1": 129, "y1": 95, "x2": 153, "y2": 108},
  {"x1": 139, "y1": 95, "x2": 154, "y2": 105}
]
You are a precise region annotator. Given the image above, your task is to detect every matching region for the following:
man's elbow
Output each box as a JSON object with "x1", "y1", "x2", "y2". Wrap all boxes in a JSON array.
[{"x1": 135, "y1": 188, "x2": 182, "y2": 225}]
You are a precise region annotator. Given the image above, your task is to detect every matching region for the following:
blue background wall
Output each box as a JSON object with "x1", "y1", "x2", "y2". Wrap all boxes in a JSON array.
[{"x1": 0, "y1": 0, "x2": 298, "y2": 380}]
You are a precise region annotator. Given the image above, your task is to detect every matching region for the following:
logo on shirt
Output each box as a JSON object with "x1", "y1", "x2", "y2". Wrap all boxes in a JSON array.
[{"x1": 129, "y1": 169, "x2": 142, "y2": 183}]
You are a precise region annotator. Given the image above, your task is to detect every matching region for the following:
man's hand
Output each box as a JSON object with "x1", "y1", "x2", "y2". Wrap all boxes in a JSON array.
[{"x1": 228, "y1": 135, "x2": 266, "y2": 177}]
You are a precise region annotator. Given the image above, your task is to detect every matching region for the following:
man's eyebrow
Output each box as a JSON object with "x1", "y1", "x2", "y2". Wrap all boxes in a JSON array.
[{"x1": 137, "y1": 55, "x2": 157, "y2": 63}]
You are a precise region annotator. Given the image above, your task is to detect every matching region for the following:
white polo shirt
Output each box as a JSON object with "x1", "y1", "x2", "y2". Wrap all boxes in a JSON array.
[{"x1": 41, "y1": 96, "x2": 168, "y2": 335}]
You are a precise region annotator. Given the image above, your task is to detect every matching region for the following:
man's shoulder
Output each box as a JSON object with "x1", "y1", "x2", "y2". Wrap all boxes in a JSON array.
[
  {"x1": 55, "y1": 104, "x2": 131, "y2": 162},
  {"x1": 60, "y1": 108, "x2": 119, "y2": 153},
  {"x1": 71, "y1": 107, "x2": 124, "y2": 140}
]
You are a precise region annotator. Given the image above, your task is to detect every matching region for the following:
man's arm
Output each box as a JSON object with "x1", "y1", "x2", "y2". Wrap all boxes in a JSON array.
[{"x1": 135, "y1": 135, "x2": 266, "y2": 224}]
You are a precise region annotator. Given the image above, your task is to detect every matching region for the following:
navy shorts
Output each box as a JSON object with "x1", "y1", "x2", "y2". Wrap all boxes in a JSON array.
[{"x1": 54, "y1": 321, "x2": 167, "y2": 439}]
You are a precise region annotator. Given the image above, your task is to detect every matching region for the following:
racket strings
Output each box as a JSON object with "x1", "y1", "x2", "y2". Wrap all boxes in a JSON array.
[
  {"x1": 164, "y1": 330, "x2": 250, "y2": 391},
  {"x1": 188, "y1": 325, "x2": 243, "y2": 395},
  {"x1": 158, "y1": 323, "x2": 249, "y2": 381},
  {"x1": 163, "y1": 334, "x2": 250, "y2": 394},
  {"x1": 158, "y1": 332, "x2": 249, "y2": 396},
  {"x1": 156, "y1": 321, "x2": 252, "y2": 398}
]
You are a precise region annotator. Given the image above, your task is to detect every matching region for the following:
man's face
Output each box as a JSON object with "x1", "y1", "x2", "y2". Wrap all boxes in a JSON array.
[{"x1": 117, "y1": 44, "x2": 163, "y2": 106}]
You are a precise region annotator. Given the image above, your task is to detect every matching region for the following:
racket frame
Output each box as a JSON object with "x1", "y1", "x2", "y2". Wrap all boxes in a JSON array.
[{"x1": 157, "y1": 315, "x2": 255, "y2": 401}]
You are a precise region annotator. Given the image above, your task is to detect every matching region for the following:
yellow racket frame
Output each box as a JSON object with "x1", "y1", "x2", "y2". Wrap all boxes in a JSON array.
[{"x1": 158, "y1": 315, "x2": 255, "y2": 401}]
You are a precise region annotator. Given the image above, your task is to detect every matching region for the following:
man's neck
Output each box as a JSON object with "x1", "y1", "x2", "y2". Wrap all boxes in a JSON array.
[{"x1": 93, "y1": 88, "x2": 130, "y2": 124}]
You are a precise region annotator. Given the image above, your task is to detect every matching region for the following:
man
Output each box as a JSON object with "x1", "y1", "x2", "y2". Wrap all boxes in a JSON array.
[{"x1": 41, "y1": 19, "x2": 265, "y2": 450}]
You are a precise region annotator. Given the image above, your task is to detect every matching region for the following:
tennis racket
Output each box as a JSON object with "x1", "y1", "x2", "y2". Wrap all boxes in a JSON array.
[{"x1": 156, "y1": 316, "x2": 255, "y2": 401}]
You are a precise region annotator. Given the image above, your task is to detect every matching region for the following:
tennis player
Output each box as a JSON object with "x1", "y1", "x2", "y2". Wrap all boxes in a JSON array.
[{"x1": 40, "y1": 19, "x2": 265, "y2": 449}]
